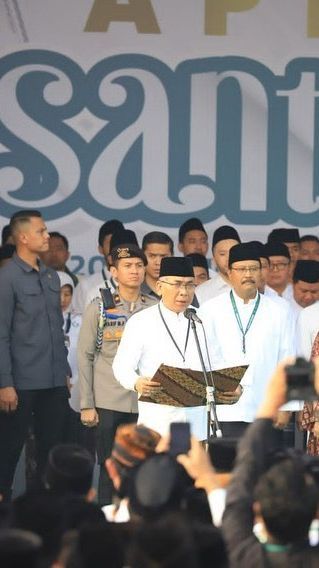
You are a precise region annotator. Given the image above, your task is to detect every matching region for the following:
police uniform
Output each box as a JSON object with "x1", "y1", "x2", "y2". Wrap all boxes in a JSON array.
[{"x1": 78, "y1": 280, "x2": 156, "y2": 504}]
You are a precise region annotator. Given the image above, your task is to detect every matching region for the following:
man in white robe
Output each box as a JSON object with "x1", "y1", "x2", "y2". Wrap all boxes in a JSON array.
[
  {"x1": 198, "y1": 242, "x2": 294, "y2": 437},
  {"x1": 113, "y1": 257, "x2": 239, "y2": 439}
]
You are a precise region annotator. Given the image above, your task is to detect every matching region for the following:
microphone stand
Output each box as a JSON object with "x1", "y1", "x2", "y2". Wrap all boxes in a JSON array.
[{"x1": 188, "y1": 317, "x2": 222, "y2": 441}]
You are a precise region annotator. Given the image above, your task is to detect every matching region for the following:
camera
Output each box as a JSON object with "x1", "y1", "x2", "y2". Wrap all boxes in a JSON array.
[
  {"x1": 285, "y1": 357, "x2": 317, "y2": 401},
  {"x1": 99, "y1": 286, "x2": 115, "y2": 310}
]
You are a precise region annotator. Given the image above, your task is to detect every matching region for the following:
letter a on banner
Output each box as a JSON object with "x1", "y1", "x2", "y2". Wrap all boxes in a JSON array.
[
  {"x1": 84, "y1": 0, "x2": 160, "y2": 33},
  {"x1": 205, "y1": 0, "x2": 260, "y2": 35}
]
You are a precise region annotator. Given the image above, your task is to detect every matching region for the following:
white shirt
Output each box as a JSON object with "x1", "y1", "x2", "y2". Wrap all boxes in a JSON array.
[
  {"x1": 196, "y1": 272, "x2": 230, "y2": 305},
  {"x1": 63, "y1": 311, "x2": 82, "y2": 412},
  {"x1": 72, "y1": 270, "x2": 115, "y2": 314},
  {"x1": 198, "y1": 290, "x2": 294, "y2": 422},
  {"x1": 112, "y1": 302, "x2": 222, "y2": 439},
  {"x1": 296, "y1": 301, "x2": 319, "y2": 358}
]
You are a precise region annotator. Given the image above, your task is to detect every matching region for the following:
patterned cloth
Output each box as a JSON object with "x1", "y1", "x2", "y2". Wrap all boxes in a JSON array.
[{"x1": 301, "y1": 332, "x2": 319, "y2": 455}]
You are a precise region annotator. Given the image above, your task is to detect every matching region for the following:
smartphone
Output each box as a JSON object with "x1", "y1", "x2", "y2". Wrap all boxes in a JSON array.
[{"x1": 169, "y1": 422, "x2": 191, "y2": 457}]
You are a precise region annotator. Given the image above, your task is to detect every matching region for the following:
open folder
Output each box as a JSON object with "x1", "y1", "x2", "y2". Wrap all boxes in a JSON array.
[{"x1": 139, "y1": 364, "x2": 248, "y2": 407}]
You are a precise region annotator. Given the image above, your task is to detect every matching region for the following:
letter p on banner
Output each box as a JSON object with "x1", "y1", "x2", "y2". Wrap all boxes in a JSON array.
[{"x1": 205, "y1": 0, "x2": 260, "y2": 35}]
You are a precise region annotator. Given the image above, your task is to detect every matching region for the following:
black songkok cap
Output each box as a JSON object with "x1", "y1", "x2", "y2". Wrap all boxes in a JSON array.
[
  {"x1": 264, "y1": 242, "x2": 291, "y2": 260},
  {"x1": 111, "y1": 244, "x2": 147, "y2": 266},
  {"x1": 0, "y1": 244, "x2": 15, "y2": 262},
  {"x1": 178, "y1": 218, "x2": 207, "y2": 242},
  {"x1": 160, "y1": 256, "x2": 194, "y2": 278},
  {"x1": 186, "y1": 253, "x2": 209, "y2": 272},
  {"x1": 212, "y1": 225, "x2": 241, "y2": 248},
  {"x1": 110, "y1": 229, "x2": 138, "y2": 252},
  {"x1": 293, "y1": 260, "x2": 319, "y2": 283},
  {"x1": 249, "y1": 241, "x2": 269, "y2": 260},
  {"x1": 228, "y1": 242, "x2": 261, "y2": 267},
  {"x1": 268, "y1": 228, "x2": 300, "y2": 244}
]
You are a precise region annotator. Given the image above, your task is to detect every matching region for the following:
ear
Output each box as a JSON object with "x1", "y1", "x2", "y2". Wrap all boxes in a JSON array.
[
  {"x1": 98, "y1": 245, "x2": 103, "y2": 255},
  {"x1": 156, "y1": 280, "x2": 163, "y2": 297},
  {"x1": 110, "y1": 265, "x2": 118, "y2": 280},
  {"x1": 253, "y1": 500, "x2": 262, "y2": 522},
  {"x1": 105, "y1": 458, "x2": 121, "y2": 490},
  {"x1": 178, "y1": 242, "x2": 184, "y2": 254}
]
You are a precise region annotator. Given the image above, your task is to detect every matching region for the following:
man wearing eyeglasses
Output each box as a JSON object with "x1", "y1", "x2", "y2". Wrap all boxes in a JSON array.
[
  {"x1": 264, "y1": 242, "x2": 293, "y2": 300},
  {"x1": 113, "y1": 256, "x2": 225, "y2": 439},
  {"x1": 198, "y1": 242, "x2": 294, "y2": 438}
]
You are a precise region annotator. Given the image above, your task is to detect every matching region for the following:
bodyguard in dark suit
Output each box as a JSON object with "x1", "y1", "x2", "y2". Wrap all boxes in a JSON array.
[{"x1": 0, "y1": 210, "x2": 70, "y2": 500}]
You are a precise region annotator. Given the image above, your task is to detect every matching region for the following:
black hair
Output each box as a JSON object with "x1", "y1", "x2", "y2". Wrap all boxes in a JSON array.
[
  {"x1": 9, "y1": 210, "x2": 42, "y2": 240},
  {"x1": 254, "y1": 457, "x2": 319, "y2": 544},
  {"x1": 1, "y1": 224, "x2": 12, "y2": 245},
  {"x1": 49, "y1": 231, "x2": 69, "y2": 250},
  {"x1": 300, "y1": 235, "x2": 319, "y2": 243},
  {"x1": 142, "y1": 231, "x2": 174, "y2": 254},
  {"x1": 44, "y1": 444, "x2": 94, "y2": 496},
  {"x1": 98, "y1": 220, "x2": 124, "y2": 247}
]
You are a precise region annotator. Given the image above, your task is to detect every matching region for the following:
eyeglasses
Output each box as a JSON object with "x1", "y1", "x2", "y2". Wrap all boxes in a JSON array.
[
  {"x1": 230, "y1": 266, "x2": 260, "y2": 274},
  {"x1": 269, "y1": 262, "x2": 290, "y2": 271},
  {"x1": 160, "y1": 280, "x2": 196, "y2": 291}
]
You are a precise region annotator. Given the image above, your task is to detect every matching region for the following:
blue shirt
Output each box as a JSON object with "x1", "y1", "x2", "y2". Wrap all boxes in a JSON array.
[{"x1": 0, "y1": 253, "x2": 69, "y2": 389}]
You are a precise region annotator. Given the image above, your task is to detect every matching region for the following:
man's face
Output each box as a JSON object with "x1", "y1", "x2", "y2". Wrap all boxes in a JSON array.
[
  {"x1": 179, "y1": 230, "x2": 208, "y2": 256},
  {"x1": 213, "y1": 239, "x2": 239, "y2": 276},
  {"x1": 47, "y1": 236, "x2": 69, "y2": 270},
  {"x1": 20, "y1": 217, "x2": 50, "y2": 254},
  {"x1": 228, "y1": 260, "x2": 260, "y2": 299},
  {"x1": 144, "y1": 243, "x2": 172, "y2": 280},
  {"x1": 284, "y1": 242, "x2": 300, "y2": 265},
  {"x1": 299, "y1": 240, "x2": 319, "y2": 261},
  {"x1": 293, "y1": 280, "x2": 319, "y2": 308},
  {"x1": 193, "y1": 266, "x2": 209, "y2": 287},
  {"x1": 257, "y1": 257, "x2": 270, "y2": 291},
  {"x1": 156, "y1": 276, "x2": 196, "y2": 313},
  {"x1": 110, "y1": 257, "x2": 145, "y2": 289},
  {"x1": 266, "y1": 256, "x2": 291, "y2": 289}
]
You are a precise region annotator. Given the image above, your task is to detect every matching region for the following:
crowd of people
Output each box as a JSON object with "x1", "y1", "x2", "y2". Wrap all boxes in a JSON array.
[{"x1": 0, "y1": 210, "x2": 319, "y2": 566}]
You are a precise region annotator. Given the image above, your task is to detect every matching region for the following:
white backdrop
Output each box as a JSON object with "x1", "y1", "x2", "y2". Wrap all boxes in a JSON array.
[{"x1": 0, "y1": 1, "x2": 319, "y2": 274}]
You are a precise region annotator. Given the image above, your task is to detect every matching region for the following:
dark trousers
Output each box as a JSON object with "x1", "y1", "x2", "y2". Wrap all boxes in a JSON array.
[
  {"x1": 0, "y1": 387, "x2": 69, "y2": 501},
  {"x1": 96, "y1": 408, "x2": 138, "y2": 506}
]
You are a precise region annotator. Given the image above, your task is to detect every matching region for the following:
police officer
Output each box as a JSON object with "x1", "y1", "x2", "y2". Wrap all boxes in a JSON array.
[{"x1": 77, "y1": 243, "x2": 156, "y2": 505}]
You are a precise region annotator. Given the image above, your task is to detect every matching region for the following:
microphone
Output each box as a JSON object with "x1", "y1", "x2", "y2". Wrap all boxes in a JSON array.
[{"x1": 184, "y1": 308, "x2": 202, "y2": 324}]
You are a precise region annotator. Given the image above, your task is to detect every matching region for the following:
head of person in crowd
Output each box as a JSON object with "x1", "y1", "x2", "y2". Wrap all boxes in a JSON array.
[
  {"x1": 267, "y1": 227, "x2": 300, "y2": 269},
  {"x1": 157, "y1": 257, "x2": 196, "y2": 313},
  {"x1": 110, "y1": 244, "x2": 146, "y2": 295},
  {"x1": 127, "y1": 513, "x2": 199, "y2": 568},
  {"x1": 292, "y1": 260, "x2": 319, "y2": 308},
  {"x1": 0, "y1": 528, "x2": 42, "y2": 568},
  {"x1": 62, "y1": 523, "x2": 124, "y2": 568},
  {"x1": 227, "y1": 242, "x2": 261, "y2": 302},
  {"x1": 186, "y1": 253, "x2": 209, "y2": 287},
  {"x1": 105, "y1": 423, "x2": 161, "y2": 498},
  {"x1": 142, "y1": 231, "x2": 174, "y2": 291},
  {"x1": 44, "y1": 444, "x2": 96, "y2": 502},
  {"x1": 128, "y1": 453, "x2": 191, "y2": 521},
  {"x1": 248, "y1": 241, "x2": 270, "y2": 293},
  {"x1": 264, "y1": 242, "x2": 291, "y2": 295},
  {"x1": 40, "y1": 231, "x2": 70, "y2": 271},
  {"x1": 0, "y1": 243, "x2": 15, "y2": 268},
  {"x1": 57, "y1": 271, "x2": 74, "y2": 313},
  {"x1": 9, "y1": 210, "x2": 49, "y2": 263},
  {"x1": 253, "y1": 456, "x2": 319, "y2": 546},
  {"x1": 211, "y1": 225, "x2": 241, "y2": 280},
  {"x1": 108, "y1": 228, "x2": 138, "y2": 268},
  {"x1": 1, "y1": 224, "x2": 14, "y2": 246},
  {"x1": 98, "y1": 219, "x2": 124, "y2": 267},
  {"x1": 299, "y1": 235, "x2": 319, "y2": 261},
  {"x1": 178, "y1": 218, "x2": 208, "y2": 257}
]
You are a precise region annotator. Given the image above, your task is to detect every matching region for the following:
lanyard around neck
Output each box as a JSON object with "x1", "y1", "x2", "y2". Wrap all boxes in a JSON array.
[
  {"x1": 230, "y1": 290, "x2": 260, "y2": 354},
  {"x1": 158, "y1": 304, "x2": 190, "y2": 363},
  {"x1": 64, "y1": 312, "x2": 71, "y2": 335}
]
